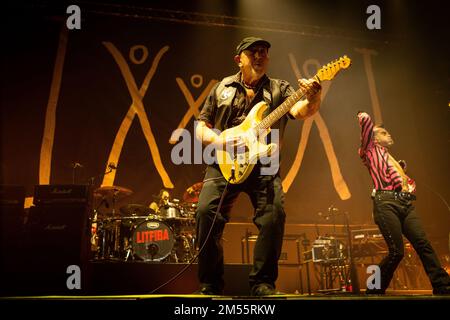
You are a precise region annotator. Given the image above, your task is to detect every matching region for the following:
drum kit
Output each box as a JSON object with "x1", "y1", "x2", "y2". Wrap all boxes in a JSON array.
[{"x1": 90, "y1": 183, "x2": 203, "y2": 263}]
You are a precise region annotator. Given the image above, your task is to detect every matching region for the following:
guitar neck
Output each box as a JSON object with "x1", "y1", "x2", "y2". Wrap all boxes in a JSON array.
[{"x1": 255, "y1": 74, "x2": 320, "y2": 131}]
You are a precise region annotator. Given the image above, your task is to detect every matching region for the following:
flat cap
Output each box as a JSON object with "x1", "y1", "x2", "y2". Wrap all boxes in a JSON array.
[{"x1": 236, "y1": 37, "x2": 271, "y2": 55}]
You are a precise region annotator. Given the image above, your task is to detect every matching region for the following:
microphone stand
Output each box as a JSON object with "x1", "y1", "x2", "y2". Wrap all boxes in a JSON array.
[
  {"x1": 87, "y1": 167, "x2": 114, "y2": 260},
  {"x1": 71, "y1": 163, "x2": 83, "y2": 184},
  {"x1": 87, "y1": 167, "x2": 114, "y2": 186},
  {"x1": 72, "y1": 167, "x2": 77, "y2": 184},
  {"x1": 344, "y1": 211, "x2": 360, "y2": 293},
  {"x1": 329, "y1": 206, "x2": 345, "y2": 292},
  {"x1": 299, "y1": 233, "x2": 312, "y2": 295}
]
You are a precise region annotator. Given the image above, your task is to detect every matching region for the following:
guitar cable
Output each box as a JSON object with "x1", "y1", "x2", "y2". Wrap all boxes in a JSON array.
[
  {"x1": 149, "y1": 178, "x2": 231, "y2": 294},
  {"x1": 421, "y1": 181, "x2": 450, "y2": 213}
]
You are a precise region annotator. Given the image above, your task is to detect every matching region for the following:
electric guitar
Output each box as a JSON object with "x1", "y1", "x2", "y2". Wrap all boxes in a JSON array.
[{"x1": 216, "y1": 55, "x2": 352, "y2": 184}]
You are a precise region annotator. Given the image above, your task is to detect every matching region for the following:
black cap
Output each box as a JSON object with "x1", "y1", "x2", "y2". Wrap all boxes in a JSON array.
[{"x1": 235, "y1": 37, "x2": 271, "y2": 55}]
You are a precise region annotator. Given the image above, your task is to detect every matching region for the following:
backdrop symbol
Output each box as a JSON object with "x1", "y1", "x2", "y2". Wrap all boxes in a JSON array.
[
  {"x1": 169, "y1": 75, "x2": 218, "y2": 144},
  {"x1": 129, "y1": 45, "x2": 149, "y2": 65},
  {"x1": 102, "y1": 42, "x2": 174, "y2": 188},
  {"x1": 190, "y1": 74, "x2": 203, "y2": 88}
]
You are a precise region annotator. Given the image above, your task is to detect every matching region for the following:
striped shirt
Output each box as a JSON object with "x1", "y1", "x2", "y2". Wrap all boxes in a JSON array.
[{"x1": 357, "y1": 112, "x2": 416, "y2": 193}]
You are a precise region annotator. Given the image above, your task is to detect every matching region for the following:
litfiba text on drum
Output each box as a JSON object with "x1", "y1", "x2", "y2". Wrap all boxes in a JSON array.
[
  {"x1": 132, "y1": 220, "x2": 175, "y2": 261},
  {"x1": 135, "y1": 229, "x2": 170, "y2": 243}
]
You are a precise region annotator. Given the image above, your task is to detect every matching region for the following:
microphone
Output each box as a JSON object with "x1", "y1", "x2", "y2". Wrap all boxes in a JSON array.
[
  {"x1": 108, "y1": 163, "x2": 117, "y2": 170},
  {"x1": 328, "y1": 205, "x2": 339, "y2": 213},
  {"x1": 71, "y1": 162, "x2": 84, "y2": 169}
]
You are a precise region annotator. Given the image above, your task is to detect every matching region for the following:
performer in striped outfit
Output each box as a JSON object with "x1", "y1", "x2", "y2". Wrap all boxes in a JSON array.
[{"x1": 357, "y1": 111, "x2": 450, "y2": 295}]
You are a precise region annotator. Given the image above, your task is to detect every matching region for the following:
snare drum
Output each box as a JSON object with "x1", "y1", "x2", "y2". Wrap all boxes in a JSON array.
[{"x1": 132, "y1": 219, "x2": 175, "y2": 261}]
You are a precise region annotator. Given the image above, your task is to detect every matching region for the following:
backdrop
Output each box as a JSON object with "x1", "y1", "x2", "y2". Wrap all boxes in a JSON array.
[{"x1": 1, "y1": 1, "x2": 449, "y2": 238}]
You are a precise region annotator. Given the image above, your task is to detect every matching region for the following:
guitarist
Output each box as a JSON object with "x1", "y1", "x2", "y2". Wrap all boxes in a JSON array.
[{"x1": 194, "y1": 37, "x2": 321, "y2": 295}]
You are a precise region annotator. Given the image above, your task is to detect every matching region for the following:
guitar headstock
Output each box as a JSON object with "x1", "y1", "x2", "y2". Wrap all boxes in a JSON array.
[{"x1": 316, "y1": 55, "x2": 352, "y2": 82}]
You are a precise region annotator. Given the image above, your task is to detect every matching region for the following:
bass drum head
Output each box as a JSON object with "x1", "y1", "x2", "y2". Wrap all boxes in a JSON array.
[{"x1": 132, "y1": 219, "x2": 175, "y2": 261}]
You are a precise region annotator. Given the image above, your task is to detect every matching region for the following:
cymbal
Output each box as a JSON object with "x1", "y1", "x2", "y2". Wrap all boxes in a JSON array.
[
  {"x1": 94, "y1": 186, "x2": 133, "y2": 199},
  {"x1": 183, "y1": 182, "x2": 203, "y2": 203},
  {"x1": 120, "y1": 204, "x2": 154, "y2": 216}
]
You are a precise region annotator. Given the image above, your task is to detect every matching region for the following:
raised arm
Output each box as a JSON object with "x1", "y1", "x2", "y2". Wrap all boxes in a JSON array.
[{"x1": 357, "y1": 111, "x2": 374, "y2": 156}]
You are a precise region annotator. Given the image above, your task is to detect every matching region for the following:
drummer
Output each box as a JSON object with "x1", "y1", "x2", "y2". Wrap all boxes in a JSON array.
[{"x1": 149, "y1": 188, "x2": 171, "y2": 213}]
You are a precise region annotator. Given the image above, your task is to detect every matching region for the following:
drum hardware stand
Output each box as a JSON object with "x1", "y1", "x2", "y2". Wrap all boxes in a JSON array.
[
  {"x1": 329, "y1": 206, "x2": 347, "y2": 292},
  {"x1": 110, "y1": 190, "x2": 123, "y2": 260},
  {"x1": 86, "y1": 164, "x2": 115, "y2": 186},
  {"x1": 315, "y1": 261, "x2": 348, "y2": 293},
  {"x1": 90, "y1": 191, "x2": 109, "y2": 260},
  {"x1": 171, "y1": 235, "x2": 181, "y2": 263},
  {"x1": 94, "y1": 218, "x2": 111, "y2": 261},
  {"x1": 174, "y1": 234, "x2": 195, "y2": 263},
  {"x1": 344, "y1": 211, "x2": 360, "y2": 293},
  {"x1": 93, "y1": 195, "x2": 123, "y2": 261},
  {"x1": 87, "y1": 165, "x2": 115, "y2": 261},
  {"x1": 124, "y1": 244, "x2": 134, "y2": 261},
  {"x1": 314, "y1": 206, "x2": 360, "y2": 294},
  {"x1": 297, "y1": 233, "x2": 312, "y2": 295}
]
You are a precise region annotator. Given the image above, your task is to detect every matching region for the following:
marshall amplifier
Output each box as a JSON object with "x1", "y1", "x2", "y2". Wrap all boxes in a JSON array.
[
  {"x1": 28, "y1": 185, "x2": 92, "y2": 263},
  {"x1": 13, "y1": 185, "x2": 93, "y2": 295},
  {"x1": 33, "y1": 184, "x2": 92, "y2": 205}
]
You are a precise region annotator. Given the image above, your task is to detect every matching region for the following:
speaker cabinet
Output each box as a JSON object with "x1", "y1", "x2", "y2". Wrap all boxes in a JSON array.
[
  {"x1": 3, "y1": 185, "x2": 93, "y2": 295},
  {"x1": 0, "y1": 185, "x2": 26, "y2": 272},
  {"x1": 241, "y1": 234, "x2": 302, "y2": 265},
  {"x1": 26, "y1": 203, "x2": 90, "y2": 265},
  {"x1": 9, "y1": 202, "x2": 92, "y2": 295}
]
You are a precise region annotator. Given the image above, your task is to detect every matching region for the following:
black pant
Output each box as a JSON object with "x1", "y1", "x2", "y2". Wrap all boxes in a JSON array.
[
  {"x1": 372, "y1": 193, "x2": 450, "y2": 292},
  {"x1": 195, "y1": 165, "x2": 286, "y2": 292}
]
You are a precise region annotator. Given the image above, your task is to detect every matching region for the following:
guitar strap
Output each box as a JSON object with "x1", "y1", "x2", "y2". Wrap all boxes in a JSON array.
[{"x1": 269, "y1": 79, "x2": 281, "y2": 113}]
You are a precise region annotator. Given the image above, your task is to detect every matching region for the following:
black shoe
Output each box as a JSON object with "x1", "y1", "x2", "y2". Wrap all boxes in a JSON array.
[
  {"x1": 194, "y1": 286, "x2": 223, "y2": 295},
  {"x1": 251, "y1": 283, "x2": 278, "y2": 296},
  {"x1": 365, "y1": 288, "x2": 385, "y2": 295},
  {"x1": 433, "y1": 285, "x2": 450, "y2": 295}
]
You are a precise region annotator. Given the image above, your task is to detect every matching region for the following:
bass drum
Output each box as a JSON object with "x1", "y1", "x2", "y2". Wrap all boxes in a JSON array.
[{"x1": 132, "y1": 219, "x2": 175, "y2": 261}]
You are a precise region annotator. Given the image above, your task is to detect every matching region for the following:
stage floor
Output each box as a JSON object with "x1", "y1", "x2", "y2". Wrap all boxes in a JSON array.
[{"x1": 3, "y1": 289, "x2": 449, "y2": 300}]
